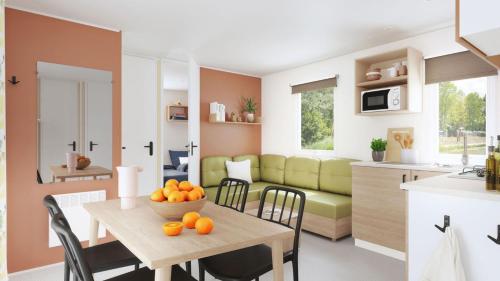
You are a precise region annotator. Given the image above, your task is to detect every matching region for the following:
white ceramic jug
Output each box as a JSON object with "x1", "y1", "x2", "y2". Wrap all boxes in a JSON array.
[{"x1": 116, "y1": 166, "x2": 143, "y2": 209}]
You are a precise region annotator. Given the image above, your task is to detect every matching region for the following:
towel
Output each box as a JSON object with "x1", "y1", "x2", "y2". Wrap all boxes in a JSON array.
[{"x1": 421, "y1": 227, "x2": 467, "y2": 281}]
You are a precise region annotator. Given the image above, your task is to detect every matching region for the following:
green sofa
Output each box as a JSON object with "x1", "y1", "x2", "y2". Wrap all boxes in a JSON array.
[{"x1": 201, "y1": 154, "x2": 358, "y2": 240}]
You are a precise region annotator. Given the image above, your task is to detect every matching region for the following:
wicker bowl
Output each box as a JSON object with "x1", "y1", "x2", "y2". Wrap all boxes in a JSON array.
[
  {"x1": 149, "y1": 197, "x2": 207, "y2": 220},
  {"x1": 366, "y1": 72, "x2": 382, "y2": 81}
]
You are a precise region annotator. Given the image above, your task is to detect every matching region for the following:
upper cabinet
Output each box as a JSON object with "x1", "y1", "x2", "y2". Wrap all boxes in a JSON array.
[{"x1": 456, "y1": 0, "x2": 500, "y2": 69}]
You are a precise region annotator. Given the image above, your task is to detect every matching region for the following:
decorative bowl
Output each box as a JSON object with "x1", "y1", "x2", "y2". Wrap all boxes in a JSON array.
[
  {"x1": 149, "y1": 197, "x2": 207, "y2": 220},
  {"x1": 366, "y1": 72, "x2": 382, "y2": 81},
  {"x1": 76, "y1": 158, "x2": 91, "y2": 170}
]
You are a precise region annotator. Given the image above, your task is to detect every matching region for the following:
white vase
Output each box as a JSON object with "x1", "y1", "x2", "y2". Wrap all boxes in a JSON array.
[
  {"x1": 400, "y1": 149, "x2": 418, "y2": 164},
  {"x1": 246, "y1": 113, "x2": 255, "y2": 123},
  {"x1": 116, "y1": 166, "x2": 143, "y2": 209}
]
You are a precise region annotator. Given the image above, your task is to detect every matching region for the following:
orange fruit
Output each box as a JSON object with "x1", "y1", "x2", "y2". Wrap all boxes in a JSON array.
[
  {"x1": 163, "y1": 185, "x2": 179, "y2": 198},
  {"x1": 192, "y1": 186, "x2": 205, "y2": 197},
  {"x1": 195, "y1": 217, "x2": 214, "y2": 235},
  {"x1": 178, "y1": 181, "x2": 193, "y2": 192},
  {"x1": 167, "y1": 191, "x2": 185, "y2": 203},
  {"x1": 150, "y1": 188, "x2": 165, "y2": 202},
  {"x1": 162, "y1": 222, "x2": 183, "y2": 236},
  {"x1": 180, "y1": 190, "x2": 189, "y2": 201},
  {"x1": 187, "y1": 190, "x2": 202, "y2": 201},
  {"x1": 165, "y1": 179, "x2": 179, "y2": 187},
  {"x1": 182, "y1": 212, "x2": 201, "y2": 229}
]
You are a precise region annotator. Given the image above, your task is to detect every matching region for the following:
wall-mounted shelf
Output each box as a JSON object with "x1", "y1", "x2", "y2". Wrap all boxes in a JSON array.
[
  {"x1": 209, "y1": 121, "x2": 261, "y2": 126},
  {"x1": 167, "y1": 105, "x2": 188, "y2": 122},
  {"x1": 355, "y1": 47, "x2": 423, "y2": 116}
]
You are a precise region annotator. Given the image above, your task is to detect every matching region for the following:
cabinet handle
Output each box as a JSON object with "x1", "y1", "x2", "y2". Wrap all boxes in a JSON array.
[
  {"x1": 402, "y1": 174, "x2": 407, "y2": 183},
  {"x1": 487, "y1": 225, "x2": 500, "y2": 245},
  {"x1": 414, "y1": 175, "x2": 418, "y2": 181}
]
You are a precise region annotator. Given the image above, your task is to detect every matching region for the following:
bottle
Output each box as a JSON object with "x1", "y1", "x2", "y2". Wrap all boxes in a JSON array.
[
  {"x1": 486, "y1": 137, "x2": 496, "y2": 191},
  {"x1": 496, "y1": 136, "x2": 500, "y2": 191}
]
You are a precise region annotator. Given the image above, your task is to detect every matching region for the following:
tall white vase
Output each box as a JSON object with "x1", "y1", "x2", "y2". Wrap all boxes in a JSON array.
[{"x1": 116, "y1": 166, "x2": 143, "y2": 209}]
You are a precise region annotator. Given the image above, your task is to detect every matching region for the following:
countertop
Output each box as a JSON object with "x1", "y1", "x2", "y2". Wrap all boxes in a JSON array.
[
  {"x1": 350, "y1": 161, "x2": 462, "y2": 173},
  {"x1": 400, "y1": 173, "x2": 500, "y2": 201}
]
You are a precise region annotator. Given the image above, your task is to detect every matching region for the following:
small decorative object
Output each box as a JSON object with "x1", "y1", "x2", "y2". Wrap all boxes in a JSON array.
[
  {"x1": 370, "y1": 138, "x2": 387, "y2": 162},
  {"x1": 65, "y1": 152, "x2": 78, "y2": 173},
  {"x1": 242, "y1": 97, "x2": 257, "y2": 123},
  {"x1": 236, "y1": 115, "x2": 243, "y2": 122},
  {"x1": 387, "y1": 67, "x2": 398, "y2": 77},
  {"x1": 366, "y1": 67, "x2": 382, "y2": 81},
  {"x1": 117, "y1": 166, "x2": 143, "y2": 209},
  {"x1": 386, "y1": 127, "x2": 414, "y2": 162},
  {"x1": 76, "y1": 155, "x2": 91, "y2": 170},
  {"x1": 255, "y1": 116, "x2": 262, "y2": 123},
  {"x1": 176, "y1": 100, "x2": 182, "y2": 106},
  {"x1": 395, "y1": 133, "x2": 417, "y2": 164},
  {"x1": 398, "y1": 61, "x2": 408, "y2": 76},
  {"x1": 230, "y1": 112, "x2": 238, "y2": 122}
]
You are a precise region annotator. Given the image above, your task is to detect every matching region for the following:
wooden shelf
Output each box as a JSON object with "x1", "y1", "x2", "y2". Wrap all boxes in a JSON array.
[
  {"x1": 209, "y1": 121, "x2": 261, "y2": 126},
  {"x1": 357, "y1": 75, "x2": 407, "y2": 88},
  {"x1": 167, "y1": 105, "x2": 188, "y2": 121},
  {"x1": 355, "y1": 110, "x2": 418, "y2": 116},
  {"x1": 168, "y1": 119, "x2": 188, "y2": 123}
]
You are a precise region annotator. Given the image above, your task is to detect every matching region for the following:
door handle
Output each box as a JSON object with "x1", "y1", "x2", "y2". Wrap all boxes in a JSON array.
[
  {"x1": 402, "y1": 174, "x2": 407, "y2": 183},
  {"x1": 89, "y1": 141, "x2": 98, "y2": 152},
  {"x1": 185, "y1": 141, "x2": 198, "y2": 156},
  {"x1": 144, "y1": 141, "x2": 153, "y2": 156},
  {"x1": 67, "y1": 141, "x2": 76, "y2": 151},
  {"x1": 414, "y1": 175, "x2": 418, "y2": 181}
]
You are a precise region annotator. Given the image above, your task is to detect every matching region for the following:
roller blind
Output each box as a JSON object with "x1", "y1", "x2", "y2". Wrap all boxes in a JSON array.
[
  {"x1": 425, "y1": 51, "x2": 497, "y2": 84},
  {"x1": 291, "y1": 77, "x2": 337, "y2": 94}
]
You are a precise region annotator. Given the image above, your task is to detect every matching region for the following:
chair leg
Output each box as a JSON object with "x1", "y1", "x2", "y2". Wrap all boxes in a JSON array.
[
  {"x1": 186, "y1": 261, "x2": 192, "y2": 275},
  {"x1": 255, "y1": 278, "x2": 259, "y2": 281},
  {"x1": 135, "y1": 263, "x2": 140, "y2": 270},
  {"x1": 292, "y1": 259, "x2": 299, "y2": 281},
  {"x1": 198, "y1": 263, "x2": 205, "y2": 281},
  {"x1": 63, "y1": 258, "x2": 70, "y2": 281}
]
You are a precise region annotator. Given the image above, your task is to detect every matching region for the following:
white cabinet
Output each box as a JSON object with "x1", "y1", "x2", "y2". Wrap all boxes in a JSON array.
[{"x1": 408, "y1": 190, "x2": 500, "y2": 281}]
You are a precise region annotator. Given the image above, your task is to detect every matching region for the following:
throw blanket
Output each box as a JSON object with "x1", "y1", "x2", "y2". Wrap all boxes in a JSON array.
[{"x1": 421, "y1": 227, "x2": 466, "y2": 281}]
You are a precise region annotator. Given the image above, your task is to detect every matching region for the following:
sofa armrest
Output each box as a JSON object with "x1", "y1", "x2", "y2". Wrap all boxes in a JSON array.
[{"x1": 164, "y1": 164, "x2": 176, "y2": 170}]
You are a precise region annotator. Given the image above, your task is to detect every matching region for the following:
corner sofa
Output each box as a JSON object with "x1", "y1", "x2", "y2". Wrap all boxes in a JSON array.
[{"x1": 201, "y1": 154, "x2": 358, "y2": 240}]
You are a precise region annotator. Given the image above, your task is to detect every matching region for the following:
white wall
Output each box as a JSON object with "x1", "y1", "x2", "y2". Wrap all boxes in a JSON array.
[
  {"x1": 163, "y1": 90, "x2": 188, "y2": 164},
  {"x1": 262, "y1": 27, "x2": 470, "y2": 162}
]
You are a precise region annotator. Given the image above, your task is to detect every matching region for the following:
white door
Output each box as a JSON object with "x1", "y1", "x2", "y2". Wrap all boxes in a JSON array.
[
  {"x1": 187, "y1": 58, "x2": 201, "y2": 185},
  {"x1": 85, "y1": 81, "x2": 112, "y2": 171},
  {"x1": 122, "y1": 55, "x2": 158, "y2": 195},
  {"x1": 39, "y1": 78, "x2": 79, "y2": 183}
]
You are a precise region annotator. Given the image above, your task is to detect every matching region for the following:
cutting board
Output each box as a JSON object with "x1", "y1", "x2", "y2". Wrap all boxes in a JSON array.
[{"x1": 386, "y1": 127, "x2": 414, "y2": 162}]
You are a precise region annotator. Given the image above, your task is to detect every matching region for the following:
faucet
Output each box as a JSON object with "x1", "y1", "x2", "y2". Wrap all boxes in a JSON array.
[{"x1": 462, "y1": 130, "x2": 469, "y2": 166}]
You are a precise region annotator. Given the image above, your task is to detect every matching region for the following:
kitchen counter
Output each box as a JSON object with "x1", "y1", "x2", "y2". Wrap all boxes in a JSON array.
[
  {"x1": 401, "y1": 173, "x2": 500, "y2": 201},
  {"x1": 351, "y1": 161, "x2": 461, "y2": 173}
]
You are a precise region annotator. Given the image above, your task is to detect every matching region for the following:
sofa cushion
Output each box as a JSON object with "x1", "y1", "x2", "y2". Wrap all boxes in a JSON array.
[
  {"x1": 201, "y1": 156, "x2": 231, "y2": 187},
  {"x1": 284, "y1": 156, "x2": 320, "y2": 190},
  {"x1": 260, "y1": 154, "x2": 286, "y2": 184},
  {"x1": 319, "y1": 158, "x2": 358, "y2": 196},
  {"x1": 205, "y1": 181, "x2": 273, "y2": 204},
  {"x1": 265, "y1": 187, "x2": 352, "y2": 219},
  {"x1": 233, "y1": 154, "x2": 261, "y2": 182}
]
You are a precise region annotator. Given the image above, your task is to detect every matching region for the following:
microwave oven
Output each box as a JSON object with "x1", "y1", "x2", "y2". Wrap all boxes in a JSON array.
[{"x1": 361, "y1": 85, "x2": 406, "y2": 113}]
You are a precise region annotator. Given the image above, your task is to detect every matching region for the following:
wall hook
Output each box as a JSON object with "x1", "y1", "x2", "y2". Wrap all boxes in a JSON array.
[
  {"x1": 8, "y1": 76, "x2": 21, "y2": 85},
  {"x1": 487, "y1": 225, "x2": 500, "y2": 245},
  {"x1": 435, "y1": 215, "x2": 450, "y2": 233}
]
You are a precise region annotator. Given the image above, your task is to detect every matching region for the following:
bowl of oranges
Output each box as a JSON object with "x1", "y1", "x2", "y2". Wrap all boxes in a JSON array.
[{"x1": 149, "y1": 179, "x2": 207, "y2": 220}]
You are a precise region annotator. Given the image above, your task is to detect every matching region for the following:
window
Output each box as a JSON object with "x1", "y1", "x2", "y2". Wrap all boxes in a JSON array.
[
  {"x1": 300, "y1": 87, "x2": 334, "y2": 151},
  {"x1": 438, "y1": 77, "x2": 487, "y2": 156}
]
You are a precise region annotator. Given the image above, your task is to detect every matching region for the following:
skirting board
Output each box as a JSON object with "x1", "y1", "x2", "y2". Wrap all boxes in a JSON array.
[{"x1": 355, "y1": 238, "x2": 406, "y2": 261}]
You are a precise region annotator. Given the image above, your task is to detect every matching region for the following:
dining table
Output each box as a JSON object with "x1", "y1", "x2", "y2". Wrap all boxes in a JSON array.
[{"x1": 83, "y1": 196, "x2": 295, "y2": 281}]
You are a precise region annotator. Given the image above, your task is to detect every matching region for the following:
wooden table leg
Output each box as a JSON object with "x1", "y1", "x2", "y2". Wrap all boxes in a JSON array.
[
  {"x1": 271, "y1": 239, "x2": 284, "y2": 281},
  {"x1": 154, "y1": 266, "x2": 172, "y2": 281},
  {"x1": 89, "y1": 216, "x2": 99, "y2": 247}
]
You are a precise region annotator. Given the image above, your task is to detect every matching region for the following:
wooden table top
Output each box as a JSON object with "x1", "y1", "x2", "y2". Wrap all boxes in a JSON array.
[
  {"x1": 50, "y1": 165, "x2": 113, "y2": 179},
  {"x1": 83, "y1": 197, "x2": 294, "y2": 269}
]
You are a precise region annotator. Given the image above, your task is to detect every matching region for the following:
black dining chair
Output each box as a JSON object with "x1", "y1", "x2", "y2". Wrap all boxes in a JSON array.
[
  {"x1": 50, "y1": 212, "x2": 196, "y2": 281},
  {"x1": 198, "y1": 186, "x2": 306, "y2": 281},
  {"x1": 43, "y1": 195, "x2": 142, "y2": 281}
]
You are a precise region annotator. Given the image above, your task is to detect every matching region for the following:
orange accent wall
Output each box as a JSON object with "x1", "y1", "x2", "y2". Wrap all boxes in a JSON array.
[
  {"x1": 5, "y1": 9, "x2": 121, "y2": 272},
  {"x1": 200, "y1": 68, "x2": 261, "y2": 158}
]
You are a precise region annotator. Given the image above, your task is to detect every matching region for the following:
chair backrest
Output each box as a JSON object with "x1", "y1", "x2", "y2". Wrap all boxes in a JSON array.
[
  {"x1": 214, "y1": 178, "x2": 250, "y2": 213},
  {"x1": 43, "y1": 195, "x2": 71, "y2": 229},
  {"x1": 37, "y1": 170, "x2": 43, "y2": 184},
  {"x1": 257, "y1": 186, "x2": 306, "y2": 257},
  {"x1": 51, "y1": 213, "x2": 94, "y2": 281}
]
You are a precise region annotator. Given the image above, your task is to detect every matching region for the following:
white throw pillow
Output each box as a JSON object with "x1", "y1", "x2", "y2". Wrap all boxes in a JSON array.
[
  {"x1": 225, "y1": 160, "x2": 253, "y2": 184},
  {"x1": 179, "y1": 157, "x2": 188, "y2": 165}
]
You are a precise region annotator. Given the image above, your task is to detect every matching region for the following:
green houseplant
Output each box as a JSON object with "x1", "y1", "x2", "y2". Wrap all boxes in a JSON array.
[
  {"x1": 242, "y1": 97, "x2": 257, "y2": 122},
  {"x1": 370, "y1": 138, "x2": 387, "y2": 162}
]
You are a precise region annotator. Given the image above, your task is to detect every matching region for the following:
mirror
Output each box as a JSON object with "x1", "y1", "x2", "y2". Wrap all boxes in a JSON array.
[{"x1": 37, "y1": 62, "x2": 113, "y2": 184}]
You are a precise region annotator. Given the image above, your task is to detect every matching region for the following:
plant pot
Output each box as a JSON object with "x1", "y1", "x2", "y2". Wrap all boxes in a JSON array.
[
  {"x1": 246, "y1": 113, "x2": 255, "y2": 123},
  {"x1": 372, "y1": 150, "x2": 385, "y2": 162},
  {"x1": 400, "y1": 149, "x2": 417, "y2": 164}
]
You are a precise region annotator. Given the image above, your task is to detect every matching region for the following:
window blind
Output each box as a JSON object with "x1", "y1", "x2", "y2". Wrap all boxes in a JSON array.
[
  {"x1": 291, "y1": 77, "x2": 337, "y2": 94},
  {"x1": 425, "y1": 51, "x2": 497, "y2": 84}
]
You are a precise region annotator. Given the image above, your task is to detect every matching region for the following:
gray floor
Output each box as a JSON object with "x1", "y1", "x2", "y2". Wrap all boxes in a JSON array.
[{"x1": 9, "y1": 233, "x2": 404, "y2": 281}]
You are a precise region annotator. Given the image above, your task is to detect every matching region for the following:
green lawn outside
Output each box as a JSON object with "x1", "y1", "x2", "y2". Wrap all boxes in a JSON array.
[
  {"x1": 303, "y1": 136, "x2": 334, "y2": 150},
  {"x1": 439, "y1": 136, "x2": 485, "y2": 155}
]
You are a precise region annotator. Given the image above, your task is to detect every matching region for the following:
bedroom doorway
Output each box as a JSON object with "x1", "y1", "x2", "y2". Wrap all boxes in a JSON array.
[{"x1": 161, "y1": 59, "x2": 200, "y2": 186}]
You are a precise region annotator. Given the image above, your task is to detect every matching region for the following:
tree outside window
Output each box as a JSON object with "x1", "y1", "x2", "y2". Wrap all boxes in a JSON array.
[{"x1": 300, "y1": 87, "x2": 334, "y2": 150}]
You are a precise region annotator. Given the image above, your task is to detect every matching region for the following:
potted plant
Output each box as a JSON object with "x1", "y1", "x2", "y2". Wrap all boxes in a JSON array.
[
  {"x1": 242, "y1": 97, "x2": 257, "y2": 123},
  {"x1": 370, "y1": 138, "x2": 387, "y2": 162}
]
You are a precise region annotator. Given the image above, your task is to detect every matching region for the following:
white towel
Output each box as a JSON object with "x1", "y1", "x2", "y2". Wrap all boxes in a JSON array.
[{"x1": 421, "y1": 227, "x2": 467, "y2": 281}]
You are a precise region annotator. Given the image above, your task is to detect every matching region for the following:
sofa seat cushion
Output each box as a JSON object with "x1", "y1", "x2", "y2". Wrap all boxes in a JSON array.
[
  {"x1": 284, "y1": 156, "x2": 320, "y2": 190},
  {"x1": 265, "y1": 187, "x2": 351, "y2": 219},
  {"x1": 205, "y1": 181, "x2": 273, "y2": 205},
  {"x1": 233, "y1": 155, "x2": 261, "y2": 182},
  {"x1": 319, "y1": 158, "x2": 358, "y2": 196},
  {"x1": 260, "y1": 155, "x2": 286, "y2": 184},
  {"x1": 201, "y1": 156, "x2": 232, "y2": 187}
]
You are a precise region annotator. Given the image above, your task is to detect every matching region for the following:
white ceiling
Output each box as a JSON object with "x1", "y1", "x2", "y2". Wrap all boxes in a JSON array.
[{"x1": 7, "y1": 0, "x2": 454, "y2": 77}]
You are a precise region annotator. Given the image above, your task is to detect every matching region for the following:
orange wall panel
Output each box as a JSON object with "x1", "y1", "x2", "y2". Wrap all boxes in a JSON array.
[
  {"x1": 5, "y1": 8, "x2": 121, "y2": 272},
  {"x1": 200, "y1": 68, "x2": 261, "y2": 158}
]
